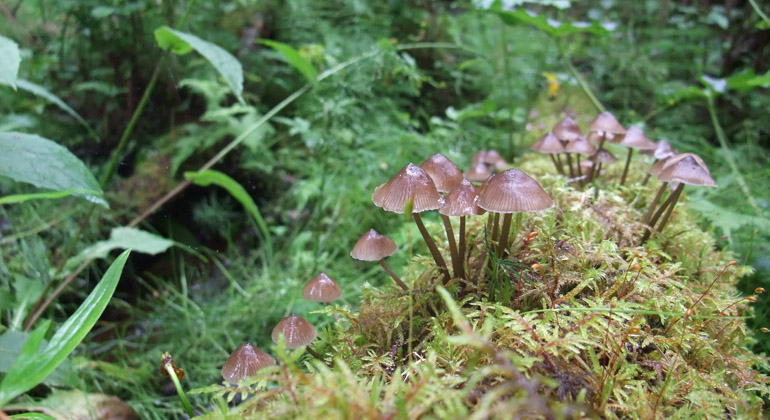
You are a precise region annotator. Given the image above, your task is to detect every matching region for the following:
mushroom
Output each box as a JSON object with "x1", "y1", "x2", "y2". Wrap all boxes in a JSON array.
[
  {"x1": 641, "y1": 140, "x2": 677, "y2": 185},
  {"x1": 586, "y1": 149, "x2": 617, "y2": 181},
  {"x1": 552, "y1": 117, "x2": 584, "y2": 177},
  {"x1": 465, "y1": 160, "x2": 492, "y2": 182},
  {"x1": 530, "y1": 132, "x2": 567, "y2": 175},
  {"x1": 563, "y1": 135, "x2": 596, "y2": 178},
  {"x1": 350, "y1": 229, "x2": 408, "y2": 291},
  {"x1": 640, "y1": 157, "x2": 673, "y2": 225},
  {"x1": 439, "y1": 178, "x2": 484, "y2": 279},
  {"x1": 641, "y1": 153, "x2": 716, "y2": 242},
  {"x1": 372, "y1": 163, "x2": 449, "y2": 282},
  {"x1": 481, "y1": 149, "x2": 508, "y2": 171},
  {"x1": 420, "y1": 154, "x2": 464, "y2": 279},
  {"x1": 611, "y1": 125, "x2": 656, "y2": 185},
  {"x1": 587, "y1": 112, "x2": 625, "y2": 181},
  {"x1": 221, "y1": 343, "x2": 276, "y2": 384},
  {"x1": 271, "y1": 314, "x2": 323, "y2": 361},
  {"x1": 477, "y1": 169, "x2": 554, "y2": 258},
  {"x1": 302, "y1": 272, "x2": 342, "y2": 304}
]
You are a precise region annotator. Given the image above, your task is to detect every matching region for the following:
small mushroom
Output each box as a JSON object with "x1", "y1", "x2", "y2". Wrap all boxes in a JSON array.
[
  {"x1": 221, "y1": 343, "x2": 276, "y2": 384},
  {"x1": 272, "y1": 314, "x2": 318, "y2": 349},
  {"x1": 641, "y1": 140, "x2": 677, "y2": 185},
  {"x1": 612, "y1": 125, "x2": 656, "y2": 185},
  {"x1": 587, "y1": 112, "x2": 625, "y2": 181},
  {"x1": 465, "y1": 160, "x2": 492, "y2": 182},
  {"x1": 477, "y1": 169, "x2": 553, "y2": 258},
  {"x1": 421, "y1": 154, "x2": 464, "y2": 278},
  {"x1": 552, "y1": 117, "x2": 584, "y2": 177},
  {"x1": 351, "y1": 229, "x2": 408, "y2": 291},
  {"x1": 372, "y1": 163, "x2": 449, "y2": 282},
  {"x1": 531, "y1": 132, "x2": 567, "y2": 175},
  {"x1": 439, "y1": 178, "x2": 484, "y2": 279},
  {"x1": 586, "y1": 149, "x2": 617, "y2": 181},
  {"x1": 302, "y1": 272, "x2": 342, "y2": 304},
  {"x1": 563, "y1": 135, "x2": 596, "y2": 178}
]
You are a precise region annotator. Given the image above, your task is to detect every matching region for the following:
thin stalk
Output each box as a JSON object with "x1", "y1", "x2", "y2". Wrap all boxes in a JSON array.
[
  {"x1": 558, "y1": 42, "x2": 605, "y2": 113},
  {"x1": 442, "y1": 215, "x2": 460, "y2": 279},
  {"x1": 565, "y1": 153, "x2": 575, "y2": 178},
  {"x1": 414, "y1": 213, "x2": 450, "y2": 283},
  {"x1": 554, "y1": 153, "x2": 566, "y2": 175},
  {"x1": 163, "y1": 356, "x2": 194, "y2": 417},
  {"x1": 620, "y1": 148, "x2": 633, "y2": 185},
  {"x1": 590, "y1": 134, "x2": 607, "y2": 182},
  {"x1": 491, "y1": 212, "x2": 500, "y2": 243},
  {"x1": 305, "y1": 347, "x2": 327, "y2": 365},
  {"x1": 642, "y1": 181, "x2": 668, "y2": 225},
  {"x1": 654, "y1": 183, "x2": 684, "y2": 233},
  {"x1": 647, "y1": 183, "x2": 681, "y2": 229},
  {"x1": 641, "y1": 159, "x2": 658, "y2": 186},
  {"x1": 549, "y1": 154, "x2": 564, "y2": 175},
  {"x1": 458, "y1": 216, "x2": 467, "y2": 279},
  {"x1": 379, "y1": 259, "x2": 408, "y2": 291},
  {"x1": 749, "y1": 0, "x2": 770, "y2": 26},
  {"x1": 497, "y1": 213, "x2": 513, "y2": 258}
]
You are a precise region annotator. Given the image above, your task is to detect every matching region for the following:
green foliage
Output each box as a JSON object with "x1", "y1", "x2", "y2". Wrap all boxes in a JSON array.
[
  {"x1": 0, "y1": 35, "x2": 21, "y2": 89},
  {"x1": 0, "y1": 250, "x2": 130, "y2": 407},
  {"x1": 488, "y1": 6, "x2": 613, "y2": 38},
  {"x1": 0, "y1": 132, "x2": 106, "y2": 206},
  {"x1": 13, "y1": 80, "x2": 99, "y2": 142},
  {"x1": 63, "y1": 227, "x2": 176, "y2": 271},
  {"x1": 257, "y1": 40, "x2": 318, "y2": 83}
]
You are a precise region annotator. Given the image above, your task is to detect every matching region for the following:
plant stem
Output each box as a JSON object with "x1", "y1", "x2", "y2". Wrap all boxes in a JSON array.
[
  {"x1": 413, "y1": 213, "x2": 450, "y2": 283},
  {"x1": 163, "y1": 358, "x2": 194, "y2": 417},
  {"x1": 749, "y1": 0, "x2": 770, "y2": 26},
  {"x1": 379, "y1": 260, "x2": 408, "y2": 291},
  {"x1": 442, "y1": 215, "x2": 460, "y2": 279},
  {"x1": 620, "y1": 148, "x2": 633, "y2": 185},
  {"x1": 558, "y1": 42, "x2": 604, "y2": 113}
]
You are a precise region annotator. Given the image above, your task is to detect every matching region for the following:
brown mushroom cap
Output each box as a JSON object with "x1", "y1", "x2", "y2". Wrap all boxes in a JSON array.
[
  {"x1": 419, "y1": 154, "x2": 463, "y2": 193},
  {"x1": 658, "y1": 153, "x2": 716, "y2": 187},
  {"x1": 612, "y1": 125, "x2": 656, "y2": 150},
  {"x1": 302, "y1": 272, "x2": 342, "y2": 303},
  {"x1": 350, "y1": 229, "x2": 398, "y2": 261},
  {"x1": 564, "y1": 135, "x2": 597, "y2": 156},
  {"x1": 589, "y1": 149, "x2": 617, "y2": 163},
  {"x1": 482, "y1": 149, "x2": 508, "y2": 170},
  {"x1": 644, "y1": 139, "x2": 677, "y2": 160},
  {"x1": 588, "y1": 111, "x2": 626, "y2": 134},
  {"x1": 587, "y1": 131, "x2": 616, "y2": 145},
  {"x1": 552, "y1": 117, "x2": 583, "y2": 142},
  {"x1": 465, "y1": 161, "x2": 492, "y2": 182},
  {"x1": 439, "y1": 178, "x2": 485, "y2": 216},
  {"x1": 271, "y1": 314, "x2": 318, "y2": 349},
  {"x1": 648, "y1": 157, "x2": 671, "y2": 176},
  {"x1": 221, "y1": 343, "x2": 276, "y2": 384},
  {"x1": 530, "y1": 132, "x2": 565, "y2": 154},
  {"x1": 477, "y1": 169, "x2": 554, "y2": 213},
  {"x1": 372, "y1": 163, "x2": 441, "y2": 213}
]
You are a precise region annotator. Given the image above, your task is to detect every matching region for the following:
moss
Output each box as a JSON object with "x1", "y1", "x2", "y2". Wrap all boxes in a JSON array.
[{"x1": 190, "y1": 153, "x2": 768, "y2": 419}]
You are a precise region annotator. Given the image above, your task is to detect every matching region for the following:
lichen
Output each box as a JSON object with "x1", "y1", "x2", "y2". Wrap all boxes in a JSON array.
[{"x1": 190, "y1": 153, "x2": 769, "y2": 419}]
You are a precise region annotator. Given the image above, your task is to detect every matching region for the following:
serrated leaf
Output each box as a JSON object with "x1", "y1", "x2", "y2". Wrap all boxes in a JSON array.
[
  {"x1": 0, "y1": 132, "x2": 106, "y2": 207},
  {"x1": 0, "y1": 251, "x2": 130, "y2": 407},
  {"x1": 65, "y1": 227, "x2": 175, "y2": 271},
  {"x1": 257, "y1": 40, "x2": 318, "y2": 83},
  {"x1": 489, "y1": 6, "x2": 612, "y2": 38},
  {"x1": 0, "y1": 35, "x2": 21, "y2": 89},
  {"x1": 15, "y1": 79, "x2": 100, "y2": 142},
  {"x1": 154, "y1": 26, "x2": 244, "y2": 103}
]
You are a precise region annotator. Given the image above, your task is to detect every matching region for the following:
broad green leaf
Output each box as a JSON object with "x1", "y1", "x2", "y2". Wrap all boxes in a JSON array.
[
  {"x1": 0, "y1": 250, "x2": 130, "y2": 407},
  {"x1": 5, "y1": 390, "x2": 138, "y2": 420},
  {"x1": 65, "y1": 227, "x2": 175, "y2": 271},
  {"x1": 0, "y1": 330, "x2": 77, "y2": 388},
  {"x1": 0, "y1": 132, "x2": 106, "y2": 207},
  {"x1": 489, "y1": 6, "x2": 612, "y2": 38},
  {"x1": 14, "y1": 79, "x2": 100, "y2": 142},
  {"x1": 257, "y1": 40, "x2": 318, "y2": 83},
  {"x1": 184, "y1": 170, "x2": 272, "y2": 257},
  {"x1": 0, "y1": 35, "x2": 21, "y2": 89},
  {"x1": 154, "y1": 26, "x2": 244, "y2": 103},
  {"x1": 726, "y1": 69, "x2": 770, "y2": 92},
  {"x1": 656, "y1": 84, "x2": 706, "y2": 104}
]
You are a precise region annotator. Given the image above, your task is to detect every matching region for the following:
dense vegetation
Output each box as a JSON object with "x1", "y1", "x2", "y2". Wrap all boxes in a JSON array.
[{"x1": 1, "y1": 1, "x2": 769, "y2": 418}]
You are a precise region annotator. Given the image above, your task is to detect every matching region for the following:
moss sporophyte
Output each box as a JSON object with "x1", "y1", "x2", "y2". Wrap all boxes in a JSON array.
[{"x1": 205, "y1": 112, "x2": 766, "y2": 418}]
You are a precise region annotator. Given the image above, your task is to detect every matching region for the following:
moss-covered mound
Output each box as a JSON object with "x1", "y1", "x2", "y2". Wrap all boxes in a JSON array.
[{"x1": 191, "y1": 154, "x2": 768, "y2": 419}]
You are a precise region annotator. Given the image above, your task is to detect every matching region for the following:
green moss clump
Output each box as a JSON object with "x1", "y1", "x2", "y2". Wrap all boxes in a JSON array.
[{"x1": 191, "y1": 154, "x2": 768, "y2": 419}]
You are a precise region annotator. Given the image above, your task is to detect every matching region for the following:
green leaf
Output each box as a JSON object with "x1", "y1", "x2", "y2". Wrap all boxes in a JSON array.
[
  {"x1": 0, "y1": 189, "x2": 100, "y2": 205},
  {"x1": 0, "y1": 250, "x2": 130, "y2": 407},
  {"x1": 0, "y1": 330, "x2": 77, "y2": 388},
  {"x1": 14, "y1": 80, "x2": 100, "y2": 142},
  {"x1": 257, "y1": 40, "x2": 318, "y2": 83},
  {"x1": 0, "y1": 132, "x2": 106, "y2": 207},
  {"x1": 725, "y1": 69, "x2": 770, "y2": 92},
  {"x1": 154, "y1": 26, "x2": 244, "y2": 103},
  {"x1": 489, "y1": 7, "x2": 612, "y2": 38},
  {"x1": 65, "y1": 227, "x2": 175, "y2": 271},
  {"x1": 184, "y1": 170, "x2": 272, "y2": 257},
  {"x1": 10, "y1": 413, "x2": 57, "y2": 420},
  {"x1": 0, "y1": 35, "x2": 21, "y2": 89}
]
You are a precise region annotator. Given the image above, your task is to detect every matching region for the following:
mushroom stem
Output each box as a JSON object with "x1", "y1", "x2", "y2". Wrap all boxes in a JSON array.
[
  {"x1": 413, "y1": 213, "x2": 450, "y2": 283},
  {"x1": 565, "y1": 153, "x2": 575, "y2": 178},
  {"x1": 620, "y1": 148, "x2": 634, "y2": 185},
  {"x1": 642, "y1": 159, "x2": 658, "y2": 186},
  {"x1": 549, "y1": 155, "x2": 563, "y2": 175},
  {"x1": 491, "y1": 213, "x2": 500, "y2": 243},
  {"x1": 641, "y1": 183, "x2": 683, "y2": 243},
  {"x1": 647, "y1": 183, "x2": 679, "y2": 229},
  {"x1": 458, "y1": 216, "x2": 467, "y2": 279},
  {"x1": 554, "y1": 153, "x2": 566, "y2": 175},
  {"x1": 441, "y1": 215, "x2": 460, "y2": 279},
  {"x1": 305, "y1": 347, "x2": 327, "y2": 364},
  {"x1": 642, "y1": 181, "x2": 669, "y2": 225},
  {"x1": 589, "y1": 134, "x2": 606, "y2": 181},
  {"x1": 378, "y1": 259, "x2": 409, "y2": 291},
  {"x1": 653, "y1": 183, "x2": 685, "y2": 233},
  {"x1": 497, "y1": 213, "x2": 513, "y2": 258}
]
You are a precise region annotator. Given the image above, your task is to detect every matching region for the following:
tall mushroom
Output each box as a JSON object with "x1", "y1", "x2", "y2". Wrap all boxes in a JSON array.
[
  {"x1": 563, "y1": 135, "x2": 596, "y2": 179},
  {"x1": 477, "y1": 169, "x2": 554, "y2": 258},
  {"x1": 221, "y1": 343, "x2": 276, "y2": 384},
  {"x1": 531, "y1": 132, "x2": 567, "y2": 175},
  {"x1": 587, "y1": 112, "x2": 625, "y2": 181},
  {"x1": 372, "y1": 163, "x2": 449, "y2": 282},
  {"x1": 439, "y1": 178, "x2": 484, "y2": 279},
  {"x1": 351, "y1": 229, "x2": 408, "y2": 291},
  {"x1": 612, "y1": 125, "x2": 656, "y2": 185},
  {"x1": 420, "y1": 154, "x2": 464, "y2": 279},
  {"x1": 641, "y1": 153, "x2": 716, "y2": 242},
  {"x1": 552, "y1": 117, "x2": 584, "y2": 177}
]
